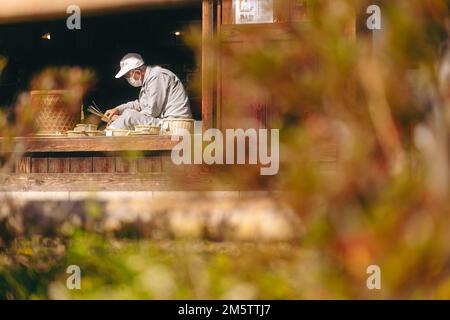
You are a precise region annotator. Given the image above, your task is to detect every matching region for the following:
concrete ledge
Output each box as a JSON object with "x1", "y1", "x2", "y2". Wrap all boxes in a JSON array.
[
  {"x1": 0, "y1": 196, "x2": 302, "y2": 242},
  {"x1": 0, "y1": 190, "x2": 275, "y2": 201}
]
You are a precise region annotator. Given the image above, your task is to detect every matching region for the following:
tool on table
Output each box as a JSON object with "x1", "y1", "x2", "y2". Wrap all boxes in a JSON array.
[
  {"x1": 87, "y1": 101, "x2": 109, "y2": 122},
  {"x1": 81, "y1": 104, "x2": 86, "y2": 122}
]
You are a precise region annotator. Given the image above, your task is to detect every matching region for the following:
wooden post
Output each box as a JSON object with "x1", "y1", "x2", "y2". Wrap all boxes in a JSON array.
[
  {"x1": 202, "y1": 0, "x2": 215, "y2": 131},
  {"x1": 216, "y1": 0, "x2": 222, "y2": 129}
]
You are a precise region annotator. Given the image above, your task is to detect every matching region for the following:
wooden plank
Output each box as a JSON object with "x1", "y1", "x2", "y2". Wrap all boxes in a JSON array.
[
  {"x1": 115, "y1": 156, "x2": 138, "y2": 173},
  {"x1": 137, "y1": 157, "x2": 153, "y2": 173},
  {"x1": 31, "y1": 157, "x2": 48, "y2": 173},
  {"x1": 161, "y1": 153, "x2": 185, "y2": 173},
  {"x1": 151, "y1": 155, "x2": 163, "y2": 172},
  {"x1": 14, "y1": 156, "x2": 31, "y2": 173},
  {"x1": 70, "y1": 157, "x2": 93, "y2": 173},
  {"x1": 48, "y1": 157, "x2": 70, "y2": 173},
  {"x1": 138, "y1": 151, "x2": 164, "y2": 173},
  {"x1": 0, "y1": 136, "x2": 178, "y2": 153},
  {"x1": 93, "y1": 157, "x2": 115, "y2": 173},
  {"x1": 220, "y1": 23, "x2": 297, "y2": 43},
  {"x1": 0, "y1": 0, "x2": 197, "y2": 24},
  {"x1": 202, "y1": 0, "x2": 215, "y2": 130},
  {"x1": 221, "y1": 0, "x2": 232, "y2": 24},
  {"x1": 216, "y1": 0, "x2": 223, "y2": 129},
  {"x1": 1, "y1": 173, "x2": 220, "y2": 191}
]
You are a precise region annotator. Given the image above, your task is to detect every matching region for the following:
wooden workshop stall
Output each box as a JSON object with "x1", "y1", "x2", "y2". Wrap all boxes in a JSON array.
[{"x1": 0, "y1": 0, "x2": 339, "y2": 191}]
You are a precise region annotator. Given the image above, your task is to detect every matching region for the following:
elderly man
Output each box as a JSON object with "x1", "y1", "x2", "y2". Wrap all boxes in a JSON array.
[{"x1": 105, "y1": 53, "x2": 192, "y2": 129}]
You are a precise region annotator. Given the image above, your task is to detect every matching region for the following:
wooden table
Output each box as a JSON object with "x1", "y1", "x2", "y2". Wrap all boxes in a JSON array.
[
  {"x1": 0, "y1": 136, "x2": 214, "y2": 191},
  {"x1": 1, "y1": 135, "x2": 177, "y2": 152}
]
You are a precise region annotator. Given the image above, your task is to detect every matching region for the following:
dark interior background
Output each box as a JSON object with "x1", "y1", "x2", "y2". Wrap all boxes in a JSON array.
[{"x1": 0, "y1": 3, "x2": 202, "y2": 119}]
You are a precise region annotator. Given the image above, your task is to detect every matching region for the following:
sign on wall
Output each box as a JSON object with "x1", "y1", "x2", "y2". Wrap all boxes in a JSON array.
[{"x1": 234, "y1": 0, "x2": 274, "y2": 24}]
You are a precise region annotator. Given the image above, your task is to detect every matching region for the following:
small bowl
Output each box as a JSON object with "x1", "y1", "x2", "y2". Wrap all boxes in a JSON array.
[
  {"x1": 34, "y1": 131, "x2": 64, "y2": 136},
  {"x1": 111, "y1": 129, "x2": 130, "y2": 136},
  {"x1": 86, "y1": 130, "x2": 104, "y2": 137},
  {"x1": 134, "y1": 125, "x2": 160, "y2": 135},
  {"x1": 74, "y1": 124, "x2": 98, "y2": 132},
  {"x1": 67, "y1": 131, "x2": 87, "y2": 137}
]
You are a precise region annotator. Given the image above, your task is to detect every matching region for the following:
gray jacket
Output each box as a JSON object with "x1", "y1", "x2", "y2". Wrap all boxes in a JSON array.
[{"x1": 117, "y1": 66, "x2": 192, "y2": 119}]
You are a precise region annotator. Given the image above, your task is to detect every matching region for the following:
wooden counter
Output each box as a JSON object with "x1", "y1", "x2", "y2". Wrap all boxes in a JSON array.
[
  {"x1": 0, "y1": 136, "x2": 214, "y2": 191},
  {"x1": 0, "y1": 135, "x2": 178, "y2": 152}
]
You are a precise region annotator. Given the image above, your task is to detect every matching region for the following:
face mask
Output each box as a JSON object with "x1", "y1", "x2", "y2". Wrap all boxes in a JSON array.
[{"x1": 127, "y1": 71, "x2": 143, "y2": 87}]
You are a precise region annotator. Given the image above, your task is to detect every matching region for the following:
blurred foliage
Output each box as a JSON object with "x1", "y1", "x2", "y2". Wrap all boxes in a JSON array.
[
  {"x1": 0, "y1": 66, "x2": 95, "y2": 138},
  {"x1": 1, "y1": 235, "x2": 349, "y2": 299},
  {"x1": 29, "y1": 66, "x2": 96, "y2": 116},
  {"x1": 187, "y1": 0, "x2": 450, "y2": 299},
  {"x1": 0, "y1": 66, "x2": 95, "y2": 174},
  {"x1": 2, "y1": 0, "x2": 450, "y2": 299}
]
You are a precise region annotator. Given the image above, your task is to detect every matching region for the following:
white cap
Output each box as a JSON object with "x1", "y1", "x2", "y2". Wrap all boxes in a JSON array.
[{"x1": 115, "y1": 53, "x2": 145, "y2": 79}]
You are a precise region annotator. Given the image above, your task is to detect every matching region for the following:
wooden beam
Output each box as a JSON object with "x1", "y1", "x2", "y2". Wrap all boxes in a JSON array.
[
  {"x1": 0, "y1": 173, "x2": 220, "y2": 191},
  {"x1": 216, "y1": 0, "x2": 223, "y2": 129},
  {"x1": 14, "y1": 156, "x2": 31, "y2": 173},
  {"x1": 31, "y1": 157, "x2": 48, "y2": 173},
  {"x1": 0, "y1": 0, "x2": 197, "y2": 24},
  {"x1": 48, "y1": 157, "x2": 71, "y2": 173},
  {"x1": 70, "y1": 157, "x2": 94, "y2": 173},
  {"x1": 202, "y1": 0, "x2": 215, "y2": 130},
  {"x1": 221, "y1": 0, "x2": 233, "y2": 24},
  {"x1": 93, "y1": 157, "x2": 116, "y2": 173},
  {"x1": 220, "y1": 23, "x2": 297, "y2": 43},
  {"x1": 0, "y1": 136, "x2": 178, "y2": 153}
]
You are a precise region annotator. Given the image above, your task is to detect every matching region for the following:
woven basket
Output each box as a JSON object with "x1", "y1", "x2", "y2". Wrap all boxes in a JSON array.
[
  {"x1": 31, "y1": 90, "x2": 78, "y2": 133},
  {"x1": 134, "y1": 124, "x2": 161, "y2": 135},
  {"x1": 161, "y1": 118, "x2": 194, "y2": 135}
]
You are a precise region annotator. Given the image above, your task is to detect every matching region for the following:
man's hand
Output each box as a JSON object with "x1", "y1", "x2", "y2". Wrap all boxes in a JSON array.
[
  {"x1": 101, "y1": 114, "x2": 118, "y2": 123},
  {"x1": 104, "y1": 107, "x2": 120, "y2": 120}
]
